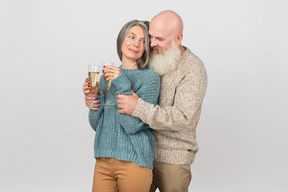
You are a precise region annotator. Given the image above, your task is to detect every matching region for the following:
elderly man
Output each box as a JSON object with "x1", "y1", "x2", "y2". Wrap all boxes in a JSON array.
[{"x1": 117, "y1": 10, "x2": 208, "y2": 192}]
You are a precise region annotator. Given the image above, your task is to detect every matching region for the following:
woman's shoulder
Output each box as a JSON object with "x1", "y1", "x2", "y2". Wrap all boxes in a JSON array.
[{"x1": 140, "y1": 67, "x2": 159, "y2": 79}]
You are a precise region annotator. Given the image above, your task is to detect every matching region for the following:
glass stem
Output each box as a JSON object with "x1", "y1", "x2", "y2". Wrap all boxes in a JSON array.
[
  {"x1": 107, "y1": 89, "x2": 110, "y2": 103},
  {"x1": 90, "y1": 90, "x2": 95, "y2": 106}
]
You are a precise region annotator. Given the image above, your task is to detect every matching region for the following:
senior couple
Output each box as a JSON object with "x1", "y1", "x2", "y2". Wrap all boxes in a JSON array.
[{"x1": 82, "y1": 10, "x2": 208, "y2": 192}]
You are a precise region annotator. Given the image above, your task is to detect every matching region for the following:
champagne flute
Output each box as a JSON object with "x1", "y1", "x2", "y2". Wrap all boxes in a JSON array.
[
  {"x1": 103, "y1": 63, "x2": 114, "y2": 105},
  {"x1": 88, "y1": 65, "x2": 100, "y2": 107}
]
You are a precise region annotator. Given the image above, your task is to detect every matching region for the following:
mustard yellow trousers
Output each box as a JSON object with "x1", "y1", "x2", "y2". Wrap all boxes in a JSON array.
[{"x1": 92, "y1": 158, "x2": 152, "y2": 192}]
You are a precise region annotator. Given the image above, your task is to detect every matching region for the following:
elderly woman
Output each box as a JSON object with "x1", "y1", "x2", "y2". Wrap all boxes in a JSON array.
[{"x1": 83, "y1": 20, "x2": 160, "y2": 192}]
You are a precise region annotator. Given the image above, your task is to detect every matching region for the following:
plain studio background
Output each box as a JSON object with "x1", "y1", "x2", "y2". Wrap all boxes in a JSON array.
[{"x1": 0, "y1": 0, "x2": 287, "y2": 191}]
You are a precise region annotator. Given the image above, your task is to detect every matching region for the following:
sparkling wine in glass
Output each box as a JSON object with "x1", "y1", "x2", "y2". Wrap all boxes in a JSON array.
[
  {"x1": 103, "y1": 62, "x2": 114, "y2": 105},
  {"x1": 88, "y1": 65, "x2": 100, "y2": 107}
]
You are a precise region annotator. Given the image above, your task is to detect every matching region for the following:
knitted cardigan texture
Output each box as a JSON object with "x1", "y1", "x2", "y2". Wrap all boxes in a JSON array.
[
  {"x1": 89, "y1": 67, "x2": 160, "y2": 169},
  {"x1": 132, "y1": 47, "x2": 208, "y2": 165}
]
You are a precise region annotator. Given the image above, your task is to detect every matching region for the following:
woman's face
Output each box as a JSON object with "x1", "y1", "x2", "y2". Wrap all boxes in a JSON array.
[{"x1": 121, "y1": 25, "x2": 146, "y2": 62}]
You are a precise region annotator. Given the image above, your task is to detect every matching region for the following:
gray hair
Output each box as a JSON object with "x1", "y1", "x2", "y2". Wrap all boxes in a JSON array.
[{"x1": 116, "y1": 20, "x2": 150, "y2": 69}]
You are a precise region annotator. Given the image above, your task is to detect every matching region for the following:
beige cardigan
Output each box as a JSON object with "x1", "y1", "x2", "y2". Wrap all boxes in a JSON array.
[{"x1": 132, "y1": 47, "x2": 208, "y2": 165}]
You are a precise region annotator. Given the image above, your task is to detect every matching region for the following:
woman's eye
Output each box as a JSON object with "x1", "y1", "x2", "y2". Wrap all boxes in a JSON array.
[
  {"x1": 128, "y1": 35, "x2": 134, "y2": 39},
  {"x1": 141, "y1": 40, "x2": 145, "y2": 43}
]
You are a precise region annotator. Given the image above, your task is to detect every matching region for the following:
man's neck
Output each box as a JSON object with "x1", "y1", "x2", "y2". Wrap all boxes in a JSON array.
[{"x1": 179, "y1": 45, "x2": 185, "y2": 53}]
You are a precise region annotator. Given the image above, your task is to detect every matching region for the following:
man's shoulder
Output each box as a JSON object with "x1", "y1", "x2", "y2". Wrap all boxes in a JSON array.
[
  {"x1": 179, "y1": 47, "x2": 207, "y2": 76},
  {"x1": 182, "y1": 47, "x2": 203, "y2": 65}
]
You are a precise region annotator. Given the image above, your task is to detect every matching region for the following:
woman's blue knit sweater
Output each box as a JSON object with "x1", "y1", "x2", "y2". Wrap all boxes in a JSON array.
[{"x1": 89, "y1": 66, "x2": 160, "y2": 169}]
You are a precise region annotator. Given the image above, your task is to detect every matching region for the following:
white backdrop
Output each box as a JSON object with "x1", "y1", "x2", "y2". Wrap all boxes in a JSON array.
[{"x1": 0, "y1": 0, "x2": 287, "y2": 191}]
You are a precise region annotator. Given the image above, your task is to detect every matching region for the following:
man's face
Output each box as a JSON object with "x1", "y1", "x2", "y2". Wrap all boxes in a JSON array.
[{"x1": 149, "y1": 20, "x2": 175, "y2": 55}]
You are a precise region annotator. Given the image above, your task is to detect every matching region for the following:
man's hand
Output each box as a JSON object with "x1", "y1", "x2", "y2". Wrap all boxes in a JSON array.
[{"x1": 117, "y1": 91, "x2": 139, "y2": 115}]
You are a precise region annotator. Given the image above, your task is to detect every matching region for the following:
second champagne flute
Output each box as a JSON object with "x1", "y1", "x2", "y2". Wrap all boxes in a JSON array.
[{"x1": 103, "y1": 63, "x2": 114, "y2": 105}]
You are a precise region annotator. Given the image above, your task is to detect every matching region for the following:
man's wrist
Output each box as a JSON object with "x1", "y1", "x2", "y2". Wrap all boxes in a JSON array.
[{"x1": 132, "y1": 97, "x2": 143, "y2": 117}]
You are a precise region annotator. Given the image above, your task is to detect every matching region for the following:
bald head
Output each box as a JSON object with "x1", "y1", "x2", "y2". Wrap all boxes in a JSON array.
[
  {"x1": 151, "y1": 10, "x2": 183, "y2": 35},
  {"x1": 149, "y1": 10, "x2": 184, "y2": 53}
]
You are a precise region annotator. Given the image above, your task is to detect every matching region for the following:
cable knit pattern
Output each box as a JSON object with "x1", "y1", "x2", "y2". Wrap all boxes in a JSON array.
[
  {"x1": 89, "y1": 67, "x2": 160, "y2": 169},
  {"x1": 132, "y1": 47, "x2": 208, "y2": 165}
]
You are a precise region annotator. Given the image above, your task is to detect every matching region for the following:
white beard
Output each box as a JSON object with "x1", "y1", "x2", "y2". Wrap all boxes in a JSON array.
[{"x1": 148, "y1": 42, "x2": 181, "y2": 76}]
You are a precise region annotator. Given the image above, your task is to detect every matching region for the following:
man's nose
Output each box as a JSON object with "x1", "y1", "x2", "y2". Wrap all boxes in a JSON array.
[{"x1": 150, "y1": 39, "x2": 157, "y2": 47}]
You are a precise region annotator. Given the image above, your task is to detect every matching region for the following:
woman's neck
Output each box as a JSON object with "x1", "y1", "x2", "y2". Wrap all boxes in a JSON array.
[{"x1": 121, "y1": 58, "x2": 138, "y2": 69}]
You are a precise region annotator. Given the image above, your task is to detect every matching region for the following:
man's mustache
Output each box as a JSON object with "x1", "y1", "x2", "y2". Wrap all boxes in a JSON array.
[{"x1": 151, "y1": 46, "x2": 162, "y2": 53}]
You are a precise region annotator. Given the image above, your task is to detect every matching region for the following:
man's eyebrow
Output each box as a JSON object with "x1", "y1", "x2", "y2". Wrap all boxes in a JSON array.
[{"x1": 149, "y1": 34, "x2": 164, "y2": 38}]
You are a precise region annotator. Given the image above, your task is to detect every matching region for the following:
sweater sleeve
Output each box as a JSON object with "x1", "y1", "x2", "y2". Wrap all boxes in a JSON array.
[
  {"x1": 113, "y1": 72, "x2": 160, "y2": 134},
  {"x1": 88, "y1": 78, "x2": 105, "y2": 131},
  {"x1": 132, "y1": 63, "x2": 207, "y2": 132}
]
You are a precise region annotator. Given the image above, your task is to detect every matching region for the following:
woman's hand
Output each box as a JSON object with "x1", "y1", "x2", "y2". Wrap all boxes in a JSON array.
[
  {"x1": 83, "y1": 78, "x2": 103, "y2": 110},
  {"x1": 103, "y1": 65, "x2": 122, "y2": 81}
]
